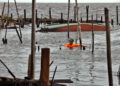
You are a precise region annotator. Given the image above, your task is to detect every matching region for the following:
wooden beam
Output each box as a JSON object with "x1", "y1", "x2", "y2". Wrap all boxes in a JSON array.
[{"x1": 40, "y1": 48, "x2": 50, "y2": 86}]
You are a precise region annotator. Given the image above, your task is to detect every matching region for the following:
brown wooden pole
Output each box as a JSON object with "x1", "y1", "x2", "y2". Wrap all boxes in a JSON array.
[
  {"x1": 101, "y1": 16, "x2": 103, "y2": 22},
  {"x1": 104, "y1": 8, "x2": 113, "y2": 86},
  {"x1": 0, "y1": 59, "x2": 16, "y2": 79},
  {"x1": 49, "y1": 8, "x2": 52, "y2": 20},
  {"x1": 30, "y1": 0, "x2": 36, "y2": 79},
  {"x1": 14, "y1": 0, "x2": 19, "y2": 18},
  {"x1": 8, "y1": 0, "x2": 9, "y2": 16},
  {"x1": 24, "y1": 9, "x2": 26, "y2": 21},
  {"x1": 86, "y1": 5, "x2": 89, "y2": 22},
  {"x1": 40, "y1": 48, "x2": 50, "y2": 86},
  {"x1": 75, "y1": 0, "x2": 82, "y2": 49},
  {"x1": 11, "y1": 13, "x2": 13, "y2": 19},
  {"x1": 1, "y1": 3, "x2": 6, "y2": 19},
  {"x1": 61, "y1": 13, "x2": 63, "y2": 21},
  {"x1": 1, "y1": 3, "x2": 6, "y2": 28},
  {"x1": 74, "y1": 6, "x2": 76, "y2": 21},
  {"x1": 91, "y1": 15, "x2": 94, "y2": 54},
  {"x1": 67, "y1": 0, "x2": 70, "y2": 39},
  {"x1": 51, "y1": 66, "x2": 57, "y2": 86},
  {"x1": 116, "y1": 6, "x2": 119, "y2": 25},
  {"x1": 14, "y1": 0, "x2": 22, "y2": 39},
  {"x1": 15, "y1": 27, "x2": 23, "y2": 43}
]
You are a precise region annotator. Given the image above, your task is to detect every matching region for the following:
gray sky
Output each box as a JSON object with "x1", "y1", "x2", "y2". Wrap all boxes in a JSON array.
[{"x1": 0, "y1": 0, "x2": 119, "y2": 3}]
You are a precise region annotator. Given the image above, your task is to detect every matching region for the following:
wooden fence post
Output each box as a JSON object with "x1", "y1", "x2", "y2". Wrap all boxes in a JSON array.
[
  {"x1": 104, "y1": 8, "x2": 113, "y2": 86},
  {"x1": 24, "y1": 9, "x2": 26, "y2": 21},
  {"x1": 74, "y1": 6, "x2": 76, "y2": 21},
  {"x1": 86, "y1": 5, "x2": 89, "y2": 22},
  {"x1": 30, "y1": 0, "x2": 36, "y2": 79},
  {"x1": 91, "y1": 15, "x2": 94, "y2": 54},
  {"x1": 49, "y1": 8, "x2": 52, "y2": 20},
  {"x1": 40, "y1": 48, "x2": 50, "y2": 86},
  {"x1": 116, "y1": 6, "x2": 119, "y2": 25},
  {"x1": 67, "y1": 0, "x2": 70, "y2": 39}
]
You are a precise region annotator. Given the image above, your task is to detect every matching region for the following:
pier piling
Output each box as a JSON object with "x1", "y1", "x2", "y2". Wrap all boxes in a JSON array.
[
  {"x1": 24, "y1": 9, "x2": 26, "y2": 21},
  {"x1": 86, "y1": 5, "x2": 89, "y2": 22},
  {"x1": 40, "y1": 48, "x2": 50, "y2": 86},
  {"x1": 116, "y1": 6, "x2": 119, "y2": 25},
  {"x1": 104, "y1": 8, "x2": 113, "y2": 86}
]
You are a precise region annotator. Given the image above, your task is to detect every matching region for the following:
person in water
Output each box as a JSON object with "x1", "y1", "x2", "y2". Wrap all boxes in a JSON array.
[{"x1": 65, "y1": 38, "x2": 86, "y2": 50}]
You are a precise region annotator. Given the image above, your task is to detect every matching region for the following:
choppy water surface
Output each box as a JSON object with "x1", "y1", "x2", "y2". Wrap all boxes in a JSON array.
[{"x1": 0, "y1": 3, "x2": 120, "y2": 86}]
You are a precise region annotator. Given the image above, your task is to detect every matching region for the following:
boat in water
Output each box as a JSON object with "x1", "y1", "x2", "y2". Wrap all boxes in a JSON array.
[{"x1": 37, "y1": 23, "x2": 113, "y2": 32}]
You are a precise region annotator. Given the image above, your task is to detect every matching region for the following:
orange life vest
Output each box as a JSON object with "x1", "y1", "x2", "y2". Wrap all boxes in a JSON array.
[{"x1": 65, "y1": 43, "x2": 86, "y2": 48}]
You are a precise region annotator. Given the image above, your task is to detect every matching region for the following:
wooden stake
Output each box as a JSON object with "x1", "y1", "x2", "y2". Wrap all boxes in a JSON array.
[
  {"x1": 101, "y1": 16, "x2": 103, "y2": 23},
  {"x1": 86, "y1": 5, "x2": 89, "y2": 22},
  {"x1": 67, "y1": 0, "x2": 70, "y2": 39},
  {"x1": 15, "y1": 27, "x2": 23, "y2": 43},
  {"x1": 49, "y1": 8, "x2": 52, "y2": 20},
  {"x1": 104, "y1": 8, "x2": 113, "y2": 86},
  {"x1": 14, "y1": 0, "x2": 22, "y2": 39},
  {"x1": 30, "y1": 0, "x2": 36, "y2": 79},
  {"x1": 75, "y1": 0, "x2": 82, "y2": 49},
  {"x1": 91, "y1": 15, "x2": 94, "y2": 54},
  {"x1": 1, "y1": 3, "x2": 6, "y2": 18},
  {"x1": 8, "y1": 0, "x2": 9, "y2": 16},
  {"x1": 11, "y1": 13, "x2": 13, "y2": 19},
  {"x1": 51, "y1": 66, "x2": 57, "y2": 86},
  {"x1": 40, "y1": 48, "x2": 50, "y2": 86},
  {"x1": 74, "y1": 6, "x2": 76, "y2": 21},
  {"x1": 0, "y1": 59, "x2": 16, "y2": 79},
  {"x1": 61, "y1": 12, "x2": 63, "y2": 22},
  {"x1": 116, "y1": 6, "x2": 119, "y2": 25},
  {"x1": 24, "y1": 9, "x2": 26, "y2": 21}
]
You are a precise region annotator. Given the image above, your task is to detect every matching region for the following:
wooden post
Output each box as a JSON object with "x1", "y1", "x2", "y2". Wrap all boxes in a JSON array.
[
  {"x1": 30, "y1": 0, "x2": 36, "y2": 79},
  {"x1": 1, "y1": 3, "x2": 6, "y2": 28},
  {"x1": 49, "y1": 8, "x2": 52, "y2": 20},
  {"x1": 74, "y1": 6, "x2": 76, "y2": 21},
  {"x1": 14, "y1": 0, "x2": 22, "y2": 40},
  {"x1": 36, "y1": 9, "x2": 39, "y2": 27},
  {"x1": 8, "y1": 0, "x2": 9, "y2": 16},
  {"x1": 14, "y1": 0, "x2": 19, "y2": 18},
  {"x1": 91, "y1": 15, "x2": 94, "y2": 54},
  {"x1": 81, "y1": 17, "x2": 82, "y2": 22},
  {"x1": 11, "y1": 13, "x2": 13, "y2": 19},
  {"x1": 61, "y1": 13, "x2": 63, "y2": 22},
  {"x1": 75, "y1": 0, "x2": 82, "y2": 49},
  {"x1": 101, "y1": 16, "x2": 103, "y2": 22},
  {"x1": 24, "y1": 9, "x2": 26, "y2": 21},
  {"x1": 116, "y1": 6, "x2": 119, "y2": 25},
  {"x1": 111, "y1": 19, "x2": 114, "y2": 26},
  {"x1": 40, "y1": 48, "x2": 50, "y2": 86},
  {"x1": 15, "y1": 28, "x2": 23, "y2": 43},
  {"x1": 86, "y1": 5, "x2": 89, "y2": 22},
  {"x1": 67, "y1": 0, "x2": 70, "y2": 39},
  {"x1": 104, "y1": 8, "x2": 113, "y2": 86},
  {"x1": 1, "y1": 3, "x2": 6, "y2": 19}
]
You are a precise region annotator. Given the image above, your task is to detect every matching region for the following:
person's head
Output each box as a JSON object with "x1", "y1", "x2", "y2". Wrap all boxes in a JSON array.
[{"x1": 69, "y1": 38, "x2": 74, "y2": 45}]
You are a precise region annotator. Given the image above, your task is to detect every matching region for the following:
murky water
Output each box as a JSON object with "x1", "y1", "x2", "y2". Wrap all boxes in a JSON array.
[{"x1": 0, "y1": 3, "x2": 120, "y2": 86}]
